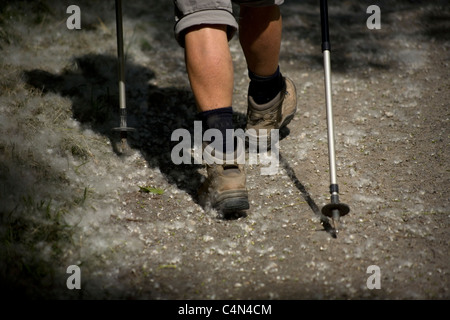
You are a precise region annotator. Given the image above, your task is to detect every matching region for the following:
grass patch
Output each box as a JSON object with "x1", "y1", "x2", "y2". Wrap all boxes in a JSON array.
[{"x1": 139, "y1": 185, "x2": 165, "y2": 195}]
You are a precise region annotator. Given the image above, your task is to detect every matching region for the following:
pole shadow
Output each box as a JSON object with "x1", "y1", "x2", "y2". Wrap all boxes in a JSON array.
[{"x1": 279, "y1": 153, "x2": 336, "y2": 238}]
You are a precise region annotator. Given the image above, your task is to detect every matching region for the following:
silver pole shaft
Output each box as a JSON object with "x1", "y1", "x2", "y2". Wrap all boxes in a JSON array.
[
  {"x1": 323, "y1": 50, "x2": 337, "y2": 188},
  {"x1": 115, "y1": 0, "x2": 127, "y2": 126}
]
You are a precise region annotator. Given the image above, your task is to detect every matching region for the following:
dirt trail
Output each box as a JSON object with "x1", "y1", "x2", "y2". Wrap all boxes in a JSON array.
[{"x1": 0, "y1": 0, "x2": 448, "y2": 299}]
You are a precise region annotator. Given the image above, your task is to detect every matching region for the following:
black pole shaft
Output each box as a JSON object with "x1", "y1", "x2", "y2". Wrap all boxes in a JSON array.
[
  {"x1": 115, "y1": 0, "x2": 125, "y2": 84},
  {"x1": 320, "y1": 0, "x2": 331, "y2": 52}
]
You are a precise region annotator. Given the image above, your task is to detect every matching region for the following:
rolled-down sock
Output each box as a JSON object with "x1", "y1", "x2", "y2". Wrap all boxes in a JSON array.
[{"x1": 198, "y1": 106, "x2": 235, "y2": 156}]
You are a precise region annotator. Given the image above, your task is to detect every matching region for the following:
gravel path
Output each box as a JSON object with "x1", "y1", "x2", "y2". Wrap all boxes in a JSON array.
[{"x1": 0, "y1": 0, "x2": 448, "y2": 299}]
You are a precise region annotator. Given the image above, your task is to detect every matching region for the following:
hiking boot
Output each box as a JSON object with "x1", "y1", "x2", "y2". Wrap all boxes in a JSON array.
[
  {"x1": 198, "y1": 144, "x2": 249, "y2": 213},
  {"x1": 246, "y1": 77, "x2": 297, "y2": 148}
]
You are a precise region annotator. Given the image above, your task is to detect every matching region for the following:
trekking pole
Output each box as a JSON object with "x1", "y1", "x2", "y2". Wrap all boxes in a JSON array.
[
  {"x1": 112, "y1": 0, "x2": 134, "y2": 153},
  {"x1": 319, "y1": 0, "x2": 350, "y2": 233}
]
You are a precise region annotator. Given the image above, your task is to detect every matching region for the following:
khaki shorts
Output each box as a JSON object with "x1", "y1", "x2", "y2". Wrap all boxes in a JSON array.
[{"x1": 174, "y1": 0, "x2": 284, "y2": 47}]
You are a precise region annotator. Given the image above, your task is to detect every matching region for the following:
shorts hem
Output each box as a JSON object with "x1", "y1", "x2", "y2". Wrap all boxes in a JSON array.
[{"x1": 174, "y1": 9, "x2": 239, "y2": 47}]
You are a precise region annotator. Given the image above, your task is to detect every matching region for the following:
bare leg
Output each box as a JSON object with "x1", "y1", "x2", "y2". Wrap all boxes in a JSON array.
[
  {"x1": 184, "y1": 25, "x2": 234, "y2": 112},
  {"x1": 239, "y1": 5, "x2": 282, "y2": 77},
  {"x1": 184, "y1": 25, "x2": 248, "y2": 214}
]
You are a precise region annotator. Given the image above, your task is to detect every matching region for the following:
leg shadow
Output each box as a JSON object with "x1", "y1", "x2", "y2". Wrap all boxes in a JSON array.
[{"x1": 23, "y1": 53, "x2": 249, "y2": 204}]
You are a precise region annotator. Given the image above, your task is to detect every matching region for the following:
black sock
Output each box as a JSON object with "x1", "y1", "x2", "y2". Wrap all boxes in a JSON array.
[
  {"x1": 248, "y1": 66, "x2": 284, "y2": 105},
  {"x1": 198, "y1": 106, "x2": 234, "y2": 155}
]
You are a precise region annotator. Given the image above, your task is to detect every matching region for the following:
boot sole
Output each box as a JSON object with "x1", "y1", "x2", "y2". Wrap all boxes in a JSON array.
[{"x1": 214, "y1": 190, "x2": 249, "y2": 213}]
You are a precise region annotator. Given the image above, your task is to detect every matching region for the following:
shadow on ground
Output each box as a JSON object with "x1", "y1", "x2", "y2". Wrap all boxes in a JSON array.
[
  {"x1": 23, "y1": 54, "x2": 308, "y2": 221},
  {"x1": 23, "y1": 54, "x2": 207, "y2": 202}
]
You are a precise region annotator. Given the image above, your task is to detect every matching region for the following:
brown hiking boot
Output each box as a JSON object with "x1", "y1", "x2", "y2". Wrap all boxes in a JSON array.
[
  {"x1": 246, "y1": 77, "x2": 297, "y2": 148},
  {"x1": 198, "y1": 145, "x2": 249, "y2": 213}
]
